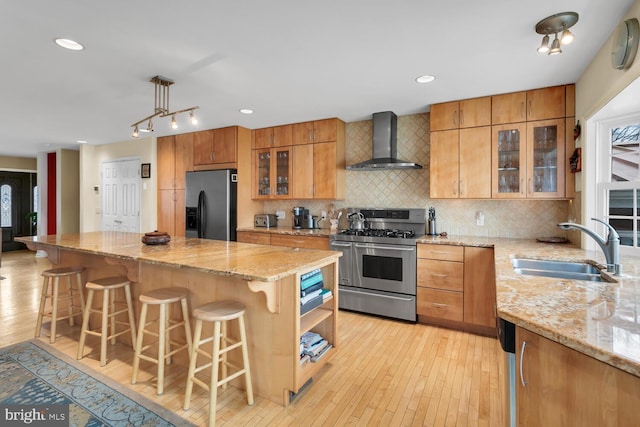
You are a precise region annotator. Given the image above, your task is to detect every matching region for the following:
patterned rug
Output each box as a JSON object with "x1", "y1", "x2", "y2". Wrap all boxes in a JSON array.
[{"x1": 0, "y1": 340, "x2": 194, "y2": 426}]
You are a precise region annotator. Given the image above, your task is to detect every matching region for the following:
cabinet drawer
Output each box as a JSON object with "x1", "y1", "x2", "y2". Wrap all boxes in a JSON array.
[
  {"x1": 417, "y1": 244, "x2": 464, "y2": 262},
  {"x1": 270, "y1": 234, "x2": 329, "y2": 250},
  {"x1": 237, "y1": 231, "x2": 271, "y2": 245},
  {"x1": 417, "y1": 288, "x2": 463, "y2": 322},
  {"x1": 417, "y1": 259, "x2": 463, "y2": 291}
]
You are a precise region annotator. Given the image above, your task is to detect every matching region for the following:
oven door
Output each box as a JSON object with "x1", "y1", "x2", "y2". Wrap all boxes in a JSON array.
[
  {"x1": 353, "y1": 242, "x2": 416, "y2": 295},
  {"x1": 329, "y1": 240, "x2": 353, "y2": 286}
]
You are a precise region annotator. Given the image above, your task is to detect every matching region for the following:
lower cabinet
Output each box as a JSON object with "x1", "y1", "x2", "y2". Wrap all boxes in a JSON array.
[
  {"x1": 417, "y1": 243, "x2": 496, "y2": 335},
  {"x1": 516, "y1": 326, "x2": 640, "y2": 425},
  {"x1": 236, "y1": 230, "x2": 329, "y2": 250},
  {"x1": 157, "y1": 189, "x2": 185, "y2": 237}
]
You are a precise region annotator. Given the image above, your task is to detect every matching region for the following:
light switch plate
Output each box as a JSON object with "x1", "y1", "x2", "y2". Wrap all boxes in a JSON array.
[{"x1": 276, "y1": 210, "x2": 285, "y2": 219}]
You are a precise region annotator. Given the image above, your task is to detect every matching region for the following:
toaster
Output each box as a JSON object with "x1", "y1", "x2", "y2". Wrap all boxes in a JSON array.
[{"x1": 254, "y1": 214, "x2": 278, "y2": 228}]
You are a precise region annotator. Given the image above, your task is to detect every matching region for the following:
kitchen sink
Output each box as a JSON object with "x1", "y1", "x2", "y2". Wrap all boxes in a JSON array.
[{"x1": 511, "y1": 258, "x2": 612, "y2": 282}]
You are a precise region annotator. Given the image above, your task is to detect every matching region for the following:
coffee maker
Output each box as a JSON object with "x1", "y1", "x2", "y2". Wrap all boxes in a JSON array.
[{"x1": 292, "y1": 206, "x2": 309, "y2": 229}]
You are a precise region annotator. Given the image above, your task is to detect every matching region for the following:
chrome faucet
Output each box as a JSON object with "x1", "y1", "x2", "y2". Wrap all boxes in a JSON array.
[{"x1": 557, "y1": 218, "x2": 621, "y2": 275}]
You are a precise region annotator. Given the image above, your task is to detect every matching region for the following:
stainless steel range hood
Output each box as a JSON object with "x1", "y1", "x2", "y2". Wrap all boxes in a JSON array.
[{"x1": 346, "y1": 111, "x2": 423, "y2": 170}]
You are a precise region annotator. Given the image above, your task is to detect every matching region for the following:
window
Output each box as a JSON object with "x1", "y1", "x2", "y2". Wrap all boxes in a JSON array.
[
  {"x1": 1, "y1": 184, "x2": 11, "y2": 227},
  {"x1": 598, "y1": 121, "x2": 640, "y2": 250}
]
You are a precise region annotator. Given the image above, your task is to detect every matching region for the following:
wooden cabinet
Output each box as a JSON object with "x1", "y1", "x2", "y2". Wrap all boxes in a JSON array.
[
  {"x1": 271, "y1": 234, "x2": 329, "y2": 250},
  {"x1": 430, "y1": 126, "x2": 491, "y2": 199},
  {"x1": 292, "y1": 118, "x2": 340, "y2": 145},
  {"x1": 492, "y1": 85, "x2": 566, "y2": 124},
  {"x1": 430, "y1": 97, "x2": 491, "y2": 131},
  {"x1": 253, "y1": 124, "x2": 293, "y2": 149},
  {"x1": 193, "y1": 126, "x2": 237, "y2": 168},
  {"x1": 516, "y1": 326, "x2": 640, "y2": 426},
  {"x1": 292, "y1": 141, "x2": 343, "y2": 199},
  {"x1": 417, "y1": 244, "x2": 464, "y2": 322},
  {"x1": 157, "y1": 134, "x2": 192, "y2": 237},
  {"x1": 255, "y1": 118, "x2": 345, "y2": 200},
  {"x1": 417, "y1": 243, "x2": 496, "y2": 334},
  {"x1": 252, "y1": 146, "x2": 292, "y2": 199},
  {"x1": 463, "y1": 247, "x2": 495, "y2": 328},
  {"x1": 236, "y1": 231, "x2": 271, "y2": 245},
  {"x1": 492, "y1": 119, "x2": 566, "y2": 199}
]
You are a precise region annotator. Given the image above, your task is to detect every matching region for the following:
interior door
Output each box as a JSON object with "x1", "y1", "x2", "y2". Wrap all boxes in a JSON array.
[{"x1": 101, "y1": 159, "x2": 141, "y2": 232}]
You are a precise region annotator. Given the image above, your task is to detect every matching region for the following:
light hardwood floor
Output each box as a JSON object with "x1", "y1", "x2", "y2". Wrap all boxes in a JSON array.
[{"x1": 0, "y1": 250, "x2": 506, "y2": 426}]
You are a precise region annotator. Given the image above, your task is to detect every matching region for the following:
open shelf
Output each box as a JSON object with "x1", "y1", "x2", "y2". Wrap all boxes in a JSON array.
[{"x1": 300, "y1": 307, "x2": 332, "y2": 335}]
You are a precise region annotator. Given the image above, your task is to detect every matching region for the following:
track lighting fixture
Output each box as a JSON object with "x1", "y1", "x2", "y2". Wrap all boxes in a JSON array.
[
  {"x1": 130, "y1": 75, "x2": 199, "y2": 138},
  {"x1": 535, "y1": 12, "x2": 578, "y2": 56}
]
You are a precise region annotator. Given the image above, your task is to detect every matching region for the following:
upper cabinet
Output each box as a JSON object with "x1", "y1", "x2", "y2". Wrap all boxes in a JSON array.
[
  {"x1": 253, "y1": 124, "x2": 293, "y2": 149},
  {"x1": 193, "y1": 126, "x2": 238, "y2": 169},
  {"x1": 430, "y1": 97, "x2": 491, "y2": 131},
  {"x1": 292, "y1": 119, "x2": 340, "y2": 145},
  {"x1": 254, "y1": 118, "x2": 345, "y2": 200},
  {"x1": 492, "y1": 85, "x2": 567, "y2": 124},
  {"x1": 157, "y1": 134, "x2": 193, "y2": 237}
]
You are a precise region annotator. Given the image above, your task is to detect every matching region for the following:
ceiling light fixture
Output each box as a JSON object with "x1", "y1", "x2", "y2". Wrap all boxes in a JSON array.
[
  {"x1": 54, "y1": 38, "x2": 84, "y2": 51},
  {"x1": 415, "y1": 75, "x2": 436, "y2": 83},
  {"x1": 239, "y1": 108, "x2": 254, "y2": 114},
  {"x1": 535, "y1": 12, "x2": 578, "y2": 56},
  {"x1": 130, "y1": 75, "x2": 199, "y2": 138},
  {"x1": 189, "y1": 110, "x2": 198, "y2": 124}
]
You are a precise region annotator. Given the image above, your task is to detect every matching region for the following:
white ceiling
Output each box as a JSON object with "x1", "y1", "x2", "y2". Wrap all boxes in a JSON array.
[{"x1": 0, "y1": 0, "x2": 635, "y2": 158}]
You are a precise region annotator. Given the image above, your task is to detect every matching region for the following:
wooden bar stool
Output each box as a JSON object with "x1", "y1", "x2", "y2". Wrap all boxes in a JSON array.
[
  {"x1": 77, "y1": 276, "x2": 137, "y2": 367},
  {"x1": 35, "y1": 266, "x2": 85, "y2": 343},
  {"x1": 183, "y1": 300, "x2": 253, "y2": 427},
  {"x1": 131, "y1": 287, "x2": 193, "y2": 395}
]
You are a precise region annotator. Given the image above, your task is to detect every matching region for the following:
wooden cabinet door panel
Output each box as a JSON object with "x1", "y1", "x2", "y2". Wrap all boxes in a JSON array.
[
  {"x1": 417, "y1": 259, "x2": 463, "y2": 292},
  {"x1": 430, "y1": 101, "x2": 459, "y2": 131},
  {"x1": 417, "y1": 288, "x2": 463, "y2": 321},
  {"x1": 429, "y1": 130, "x2": 459, "y2": 198},
  {"x1": 313, "y1": 141, "x2": 337, "y2": 198},
  {"x1": 527, "y1": 86, "x2": 565, "y2": 121},
  {"x1": 174, "y1": 133, "x2": 193, "y2": 189},
  {"x1": 417, "y1": 244, "x2": 464, "y2": 262},
  {"x1": 459, "y1": 97, "x2": 491, "y2": 128},
  {"x1": 492, "y1": 92, "x2": 526, "y2": 124},
  {"x1": 237, "y1": 231, "x2": 271, "y2": 245},
  {"x1": 213, "y1": 127, "x2": 237, "y2": 163},
  {"x1": 193, "y1": 130, "x2": 214, "y2": 165},
  {"x1": 271, "y1": 234, "x2": 329, "y2": 250},
  {"x1": 173, "y1": 189, "x2": 185, "y2": 237},
  {"x1": 313, "y1": 119, "x2": 337, "y2": 143},
  {"x1": 459, "y1": 126, "x2": 491, "y2": 198},
  {"x1": 253, "y1": 128, "x2": 273, "y2": 149},
  {"x1": 273, "y1": 124, "x2": 293, "y2": 147},
  {"x1": 463, "y1": 247, "x2": 495, "y2": 327},
  {"x1": 491, "y1": 123, "x2": 527, "y2": 199},
  {"x1": 292, "y1": 122, "x2": 314, "y2": 145},
  {"x1": 292, "y1": 144, "x2": 314, "y2": 199},
  {"x1": 158, "y1": 189, "x2": 176, "y2": 236},
  {"x1": 526, "y1": 119, "x2": 565, "y2": 199},
  {"x1": 157, "y1": 136, "x2": 175, "y2": 190}
]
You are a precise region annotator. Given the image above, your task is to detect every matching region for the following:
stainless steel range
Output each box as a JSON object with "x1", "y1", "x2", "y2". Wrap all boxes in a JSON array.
[{"x1": 329, "y1": 208, "x2": 426, "y2": 322}]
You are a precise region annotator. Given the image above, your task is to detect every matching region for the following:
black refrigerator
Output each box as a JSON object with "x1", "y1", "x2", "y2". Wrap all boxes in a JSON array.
[{"x1": 185, "y1": 169, "x2": 237, "y2": 241}]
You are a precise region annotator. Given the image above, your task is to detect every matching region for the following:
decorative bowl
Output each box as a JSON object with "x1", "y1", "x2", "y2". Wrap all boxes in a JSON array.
[{"x1": 142, "y1": 231, "x2": 171, "y2": 245}]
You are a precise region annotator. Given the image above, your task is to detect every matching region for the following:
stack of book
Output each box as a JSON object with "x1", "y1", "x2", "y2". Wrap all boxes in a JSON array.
[
  {"x1": 300, "y1": 269, "x2": 324, "y2": 315},
  {"x1": 300, "y1": 331, "x2": 332, "y2": 363}
]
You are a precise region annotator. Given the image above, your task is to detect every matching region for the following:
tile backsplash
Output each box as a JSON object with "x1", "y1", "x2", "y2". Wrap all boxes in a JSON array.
[{"x1": 265, "y1": 113, "x2": 571, "y2": 239}]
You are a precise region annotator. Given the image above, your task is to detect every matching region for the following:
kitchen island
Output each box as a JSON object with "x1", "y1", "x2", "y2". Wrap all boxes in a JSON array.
[{"x1": 17, "y1": 231, "x2": 341, "y2": 406}]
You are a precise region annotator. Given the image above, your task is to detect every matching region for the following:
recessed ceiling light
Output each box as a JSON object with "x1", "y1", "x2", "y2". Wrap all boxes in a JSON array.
[
  {"x1": 76, "y1": 140, "x2": 87, "y2": 144},
  {"x1": 239, "y1": 108, "x2": 254, "y2": 114},
  {"x1": 54, "y1": 38, "x2": 84, "y2": 51},
  {"x1": 415, "y1": 75, "x2": 436, "y2": 83}
]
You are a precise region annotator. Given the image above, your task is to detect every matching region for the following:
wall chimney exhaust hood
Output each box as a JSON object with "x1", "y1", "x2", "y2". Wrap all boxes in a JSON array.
[{"x1": 346, "y1": 111, "x2": 423, "y2": 171}]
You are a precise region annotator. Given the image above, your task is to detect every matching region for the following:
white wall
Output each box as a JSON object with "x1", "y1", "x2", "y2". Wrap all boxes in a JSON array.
[{"x1": 79, "y1": 137, "x2": 156, "y2": 232}]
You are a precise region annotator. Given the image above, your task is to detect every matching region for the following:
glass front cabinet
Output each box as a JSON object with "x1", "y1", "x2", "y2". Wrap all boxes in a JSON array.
[
  {"x1": 253, "y1": 147, "x2": 292, "y2": 199},
  {"x1": 492, "y1": 119, "x2": 565, "y2": 199}
]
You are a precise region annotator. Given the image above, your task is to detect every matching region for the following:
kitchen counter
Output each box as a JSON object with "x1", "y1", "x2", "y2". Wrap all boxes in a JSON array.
[
  {"x1": 417, "y1": 235, "x2": 640, "y2": 378},
  {"x1": 17, "y1": 232, "x2": 341, "y2": 406}
]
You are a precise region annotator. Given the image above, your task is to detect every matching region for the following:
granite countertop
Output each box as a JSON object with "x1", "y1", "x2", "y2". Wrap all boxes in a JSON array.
[
  {"x1": 418, "y1": 234, "x2": 640, "y2": 378},
  {"x1": 237, "y1": 226, "x2": 335, "y2": 237},
  {"x1": 17, "y1": 232, "x2": 341, "y2": 282}
]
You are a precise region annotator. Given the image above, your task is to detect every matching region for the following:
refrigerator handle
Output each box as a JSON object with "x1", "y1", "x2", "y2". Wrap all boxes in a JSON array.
[{"x1": 197, "y1": 190, "x2": 206, "y2": 238}]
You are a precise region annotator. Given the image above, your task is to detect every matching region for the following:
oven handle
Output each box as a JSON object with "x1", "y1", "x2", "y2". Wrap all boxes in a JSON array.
[
  {"x1": 354, "y1": 243, "x2": 415, "y2": 251},
  {"x1": 330, "y1": 242, "x2": 353, "y2": 247},
  {"x1": 340, "y1": 287, "x2": 415, "y2": 301}
]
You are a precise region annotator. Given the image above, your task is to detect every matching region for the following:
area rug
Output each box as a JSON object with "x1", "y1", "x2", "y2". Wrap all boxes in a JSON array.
[{"x1": 0, "y1": 340, "x2": 195, "y2": 426}]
